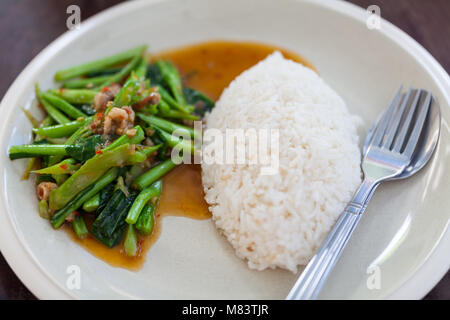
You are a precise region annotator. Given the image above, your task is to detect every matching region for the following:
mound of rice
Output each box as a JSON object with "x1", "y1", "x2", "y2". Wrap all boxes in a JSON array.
[{"x1": 201, "y1": 52, "x2": 362, "y2": 273}]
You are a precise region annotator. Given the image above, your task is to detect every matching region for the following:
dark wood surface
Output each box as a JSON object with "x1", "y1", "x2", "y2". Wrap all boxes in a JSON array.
[{"x1": 0, "y1": 0, "x2": 448, "y2": 300}]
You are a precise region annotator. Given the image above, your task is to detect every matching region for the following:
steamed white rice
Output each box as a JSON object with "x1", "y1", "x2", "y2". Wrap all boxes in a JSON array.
[{"x1": 201, "y1": 52, "x2": 362, "y2": 273}]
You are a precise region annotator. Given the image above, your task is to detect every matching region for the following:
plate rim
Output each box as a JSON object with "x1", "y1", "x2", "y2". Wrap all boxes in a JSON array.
[{"x1": 0, "y1": 0, "x2": 448, "y2": 300}]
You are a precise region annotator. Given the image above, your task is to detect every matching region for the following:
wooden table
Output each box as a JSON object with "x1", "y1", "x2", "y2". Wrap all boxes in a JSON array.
[{"x1": 0, "y1": 0, "x2": 448, "y2": 300}]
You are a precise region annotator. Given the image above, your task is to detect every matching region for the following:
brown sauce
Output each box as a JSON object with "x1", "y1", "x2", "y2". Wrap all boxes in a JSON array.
[
  {"x1": 65, "y1": 40, "x2": 312, "y2": 269},
  {"x1": 152, "y1": 40, "x2": 314, "y2": 100},
  {"x1": 65, "y1": 164, "x2": 208, "y2": 270}
]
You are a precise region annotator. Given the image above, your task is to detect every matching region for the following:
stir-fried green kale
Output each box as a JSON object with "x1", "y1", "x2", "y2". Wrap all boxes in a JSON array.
[{"x1": 9, "y1": 45, "x2": 214, "y2": 256}]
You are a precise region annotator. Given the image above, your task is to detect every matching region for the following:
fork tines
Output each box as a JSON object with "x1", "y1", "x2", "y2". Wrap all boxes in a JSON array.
[{"x1": 371, "y1": 87, "x2": 433, "y2": 157}]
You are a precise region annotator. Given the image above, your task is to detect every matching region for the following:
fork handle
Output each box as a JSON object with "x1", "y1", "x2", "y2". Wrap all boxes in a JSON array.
[{"x1": 286, "y1": 179, "x2": 378, "y2": 300}]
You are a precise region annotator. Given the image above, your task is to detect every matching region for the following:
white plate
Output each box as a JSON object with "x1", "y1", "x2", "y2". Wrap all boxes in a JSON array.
[{"x1": 0, "y1": 0, "x2": 449, "y2": 299}]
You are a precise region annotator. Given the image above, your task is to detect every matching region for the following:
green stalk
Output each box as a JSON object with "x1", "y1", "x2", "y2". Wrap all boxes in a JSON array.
[
  {"x1": 137, "y1": 113, "x2": 195, "y2": 138},
  {"x1": 125, "y1": 143, "x2": 161, "y2": 165},
  {"x1": 126, "y1": 180, "x2": 162, "y2": 224},
  {"x1": 134, "y1": 58, "x2": 147, "y2": 79},
  {"x1": 35, "y1": 84, "x2": 70, "y2": 124},
  {"x1": 54, "y1": 45, "x2": 147, "y2": 81},
  {"x1": 33, "y1": 158, "x2": 80, "y2": 175},
  {"x1": 124, "y1": 224, "x2": 138, "y2": 257},
  {"x1": 49, "y1": 143, "x2": 134, "y2": 211},
  {"x1": 86, "y1": 67, "x2": 122, "y2": 78},
  {"x1": 158, "y1": 108, "x2": 199, "y2": 121},
  {"x1": 133, "y1": 159, "x2": 176, "y2": 190},
  {"x1": 155, "y1": 127, "x2": 195, "y2": 154},
  {"x1": 63, "y1": 75, "x2": 111, "y2": 89},
  {"x1": 158, "y1": 87, "x2": 192, "y2": 114},
  {"x1": 99, "y1": 55, "x2": 143, "y2": 88},
  {"x1": 34, "y1": 116, "x2": 55, "y2": 142},
  {"x1": 48, "y1": 89, "x2": 98, "y2": 104},
  {"x1": 51, "y1": 167, "x2": 119, "y2": 228},
  {"x1": 32, "y1": 117, "x2": 91, "y2": 138},
  {"x1": 126, "y1": 151, "x2": 147, "y2": 165},
  {"x1": 38, "y1": 199, "x2": 50, "y2": 219},
  {"x1": 21, "y1": 111, "x2": 46, "y2": 180},
  {"x1": 136, "y1": 204, "x2": 155, "y2": 235},
  {"x1": 155, "y1": 60, "x2": 186, "y2": 106},
  {"x1": 82, "y1": 193, "x2": 100, "y2": 212},
  {"x1": 42, "y1": 92, "x2": 87, "y2": 119},
  {"x1": 9, "y1": 144, "x2": 69, "y2": 160},
  {"x1": 72, "y1": 215, "x2": 89, "y2": 239}
]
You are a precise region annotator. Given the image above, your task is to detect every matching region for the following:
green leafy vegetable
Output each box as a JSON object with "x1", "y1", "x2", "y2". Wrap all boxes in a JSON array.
[
  {"x1": 49, "y1": 144, "x2": 134, "y2": 211},
  {"x1": 183, "y1": 87, "x2": 215, "y2": 116},
  {"x1": 78, "y1": 104, "x2": 97, "y2": 116},
  {"x1": 91, "y1": 189, "x2": 137, "y2": 248},
  {"x1": 66, "y1": 134, "x2": 104, "y2": 162},
  {"x1": 146, "y1": 63, "x2": 164, "y2": 86}
]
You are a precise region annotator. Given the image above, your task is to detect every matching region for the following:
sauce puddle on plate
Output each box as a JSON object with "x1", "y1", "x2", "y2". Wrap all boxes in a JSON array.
[
  {"x1": 65, "y1": 165, "x2": 210, "y2": 270},
  {"x1": 152, "y1": 40, "x2": 314, "y2": 101},
  {"x1": 65, "y1": 40, "x2": 312, "y2": 269}
]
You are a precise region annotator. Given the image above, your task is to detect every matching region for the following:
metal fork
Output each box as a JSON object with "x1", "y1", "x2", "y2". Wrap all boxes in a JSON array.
[{"x1": 287, "y1": 87, "x2": 433, "y2": 300}]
